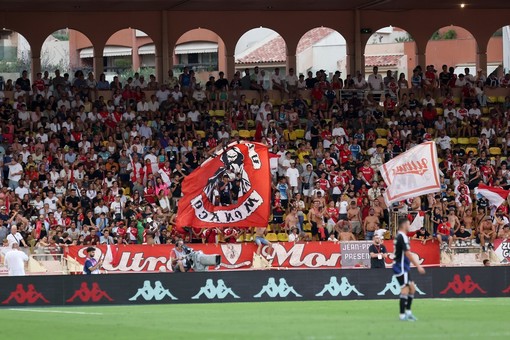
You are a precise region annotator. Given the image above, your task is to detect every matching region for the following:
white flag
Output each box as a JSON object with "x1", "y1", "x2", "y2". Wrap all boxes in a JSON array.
[{"x1": 380, "y1": 141, "x2": 441, "y2": 205}]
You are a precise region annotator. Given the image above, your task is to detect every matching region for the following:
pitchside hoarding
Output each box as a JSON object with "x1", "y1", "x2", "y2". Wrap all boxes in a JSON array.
[{"x1": 0, "y1": 267, "x2": 508, "y2": 306}]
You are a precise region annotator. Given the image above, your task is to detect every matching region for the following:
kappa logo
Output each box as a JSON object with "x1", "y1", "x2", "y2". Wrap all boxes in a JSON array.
[
  {"x1": 1, "y1": 284, "x2": 49, "y2": 304},
  {"x1": 192, "y1": 279, "x2": 240, "y2": 300},
  {"x1": 316, "y1": 277, "x2": 364, "y2": 297},
  {"x1": 254, "y1": 278, "x2": 302, "y2": 298},
  {"x1": 377, "y1": 276, "x2": 426, "y2": 296},
  {"x1": 440, "y1": 274, "x2": 487, "y2": 295},
  {"x1": 220, "y1": 244, "x2": 251, "y2": 269},
  {"x1": 392, "y1": 158, "x2": 429, "y2": 176},
  {"x1": 129, "y1": 280, "x2": 178, "y2": 301},
  {"x1": 192, "y1": 143, "x2": 264, "y2": 223},
  {"x1": 66, "y1": 282, "x2": 113, "y2": 303}
]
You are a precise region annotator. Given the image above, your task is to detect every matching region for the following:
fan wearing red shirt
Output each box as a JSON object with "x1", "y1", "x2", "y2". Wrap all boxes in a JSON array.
[
  {"x1": 311, "y1": 83, "x2": 324, "y2": 101},
  {"x1": 359, "y1": 160, "x2": 375, "y2": 183},
  {"x1": 322, "y1": 152, "x2": 338, "y2": 169},
  {"x1": 223, "y1": 227, "x2": 239, "y2": 243},
  {"x1": 202, "y1": 228, "x2": 219, "y2": 244},
  {"x1": 339, "y1": 144, "x2": 351, "y2": 164},
  {"x1": 326, "y1": 201, "x2": 339, "y2": 224},
  {"x1": 318, "y1": 174, "x2": 331, "y2": 192},
  {"x1": 436, "y1": 217, "x2": 452, "y2": 247}
]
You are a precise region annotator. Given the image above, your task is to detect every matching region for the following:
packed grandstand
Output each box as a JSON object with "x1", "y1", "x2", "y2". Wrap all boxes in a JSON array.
[{"x1": 0, "y1": 65, "x2": 510, "y2": 260}]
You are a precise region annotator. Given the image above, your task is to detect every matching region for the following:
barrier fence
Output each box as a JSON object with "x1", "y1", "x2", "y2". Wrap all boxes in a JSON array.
[{"x1": 0, "y1": 266, "x2": 508, "y2": 306}]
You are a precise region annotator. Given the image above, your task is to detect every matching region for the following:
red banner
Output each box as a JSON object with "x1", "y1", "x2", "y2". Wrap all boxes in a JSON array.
[
  {"x1": 66, "y1": 240, "x2": 439, "y2": 273},
  {"x1": 176, "y1": 142, "x2": 271, "y2": 228}
]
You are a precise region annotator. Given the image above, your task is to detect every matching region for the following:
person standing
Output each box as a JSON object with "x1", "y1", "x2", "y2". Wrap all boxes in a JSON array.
[
  {"x1": 4, "y1": 243, "x2": 29, "y2": 276},
  {"x1": 393, "y1": 218, "x2": 426, "y2": 321},
  {"x1": 6, "y1": 225, "x2": 28, "y2": 248},
  {"x1": 368, "y1": 235, "x2": 388, "y2": 269},
  {"x1": 83, "y1": 247, "x2": 103, "y2": 275}
]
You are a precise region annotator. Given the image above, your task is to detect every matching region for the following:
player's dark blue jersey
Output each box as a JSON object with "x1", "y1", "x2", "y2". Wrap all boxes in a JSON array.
[{"x1": 392, "y1": 231, "x2": 411, "y2": 275}]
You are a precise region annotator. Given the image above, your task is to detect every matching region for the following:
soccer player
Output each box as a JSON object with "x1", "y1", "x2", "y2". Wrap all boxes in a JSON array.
[{"x1": 393, "y1": 217, "x2": 426, "y2": 321}]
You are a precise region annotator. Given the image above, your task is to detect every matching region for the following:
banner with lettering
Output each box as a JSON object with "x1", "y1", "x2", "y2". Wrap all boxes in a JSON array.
[
  {"x1": 380, "y1": 141, "x2": 441, "y2": 205},
  {"x1": 493, "y1": 239, "x2": 510, "y2": 264},
  {"x1": 176, "y1": 141, "x2": 271, "y2": 228},
  {"x1": 65, "y1": 241, "x2": 440, "y2": 273}
]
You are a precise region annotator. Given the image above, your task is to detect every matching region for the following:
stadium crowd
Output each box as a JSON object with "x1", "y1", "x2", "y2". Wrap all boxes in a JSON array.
[{"x1": 0, "y1": 64, "x2": 510, "y2": 254}]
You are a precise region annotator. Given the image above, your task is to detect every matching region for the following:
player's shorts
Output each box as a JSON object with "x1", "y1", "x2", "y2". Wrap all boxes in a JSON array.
[
  {"x1": 396, "y1": 272, "x2": 413, "y2": 288},
  {"x1": 255, "y1": 236, "x2": 270, "y2": 246},
  {"x1": 440, "y1": 234, "x2": 449, "y2": 242}
]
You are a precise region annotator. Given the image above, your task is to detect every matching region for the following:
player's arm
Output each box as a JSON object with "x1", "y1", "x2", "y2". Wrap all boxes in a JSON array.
[
  {"x1": 87, "y1": 259, "x2": 103, "y2": 272},
  {"x1": 405, "y1": 250, "x2": 425, "y2": 274}
]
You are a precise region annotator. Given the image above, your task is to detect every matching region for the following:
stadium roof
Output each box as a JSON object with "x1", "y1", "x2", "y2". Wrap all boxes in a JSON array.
[{"x1": 3, "y1": 0, "x2": 510, "y2": 12}]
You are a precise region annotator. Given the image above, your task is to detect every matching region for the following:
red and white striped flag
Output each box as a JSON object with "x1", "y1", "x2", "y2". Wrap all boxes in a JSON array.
[
  {"x1": 409, "y1": 211, "x2": 425, "y2": 232},
  {"x1": 477, "y1": 183, "x2": 510, "y2": 208},
  {"x1": 104, "y1": 244, "x2": 121, "y2": 267}
]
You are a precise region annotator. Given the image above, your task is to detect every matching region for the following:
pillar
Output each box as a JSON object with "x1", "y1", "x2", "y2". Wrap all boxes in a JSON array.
[
  {"x1": 226, "y1": 54, "x2": 235, "y2": 79},
  {"x1": 416, "y1": 53, "x2": 425, "y2": 68},
  {"x1": 93, "y1": 56, "x2": 104, "y2": 77},
  {"x1": 31, "y1": 56, "x2": 41, "y2": 81},
  {"x1": 286, "y1": 54, "x2": 297, "y2": 73},
  {"x1": 346, "y1": 53, "x2": 355, "y2": 76},
  {"x1": 155, "y1": 54, "x2": 162, "y2": 83},
  {"x1": 354, "y1": 9, "x2": 362, "y2": 73},
  {"x1": 161, "y1": 10, "x2": 170, "y2": 81},
  {"x1": 476, "y1": 51, "x2": 488, "y2": 75}
]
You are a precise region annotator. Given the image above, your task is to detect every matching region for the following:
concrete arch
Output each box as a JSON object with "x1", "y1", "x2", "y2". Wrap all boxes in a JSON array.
[
  {"x1": 425, "y1": 25, "x2": 478, "y2": 72},
  {"x1": 296, "y1": 27, "x2": 348, "y2": 76},
  {"x1": 363, "y1": 26, "x2": 418, "y2": 80},
  {"x1": 171, "y1": 28, "x2": 227, "y2": 79}
]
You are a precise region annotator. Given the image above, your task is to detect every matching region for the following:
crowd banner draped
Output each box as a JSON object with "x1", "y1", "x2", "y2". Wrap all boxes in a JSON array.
[
  {"x1": 476, "y1": 183, "x2": 510, "y2": 208},
  {"x1": 176, "y1": 141, "x2": 271, "y2": 228},
  {"x1": 380, "y1": 141, "x2": 441, "y2": 205},
  {"x1": 65, "y1": 242, "x2": 440, "y2": 273}
]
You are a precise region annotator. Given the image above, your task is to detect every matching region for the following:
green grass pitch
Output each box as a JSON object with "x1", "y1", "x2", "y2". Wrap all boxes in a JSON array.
[{"x1": 0, "y1": 298, "x2": 508, "y2": 339}]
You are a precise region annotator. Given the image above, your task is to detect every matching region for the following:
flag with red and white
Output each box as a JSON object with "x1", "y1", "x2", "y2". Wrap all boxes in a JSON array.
[
  {"x1": 176, "y1": 141, "x2": 271, "y2": 228},
  {"x1": 476, "y1": 183, "x2": 510, "y2": 208},
  {"x1": 380, "y1": 141, "x2": 441, "y2": 205},
  {"x1": 104, "y1": 244, "x2": 121, "y2": 267},
  {"x1": 409, "y1": 211, "x2": 425, "y2": 232}
]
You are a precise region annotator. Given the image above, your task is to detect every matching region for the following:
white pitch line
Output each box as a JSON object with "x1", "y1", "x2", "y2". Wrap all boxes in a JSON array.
[{"x1": 8, "y1": 308, "x2": 103, "y2": 315}]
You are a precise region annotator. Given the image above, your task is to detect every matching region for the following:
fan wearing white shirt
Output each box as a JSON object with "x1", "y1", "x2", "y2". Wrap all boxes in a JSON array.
[
  {"x1": 367, "y1": 67, "x2": 384, "y2": 91},
  {"x1": 4, "y1": 243, "x2": 29, "y2": 276}
]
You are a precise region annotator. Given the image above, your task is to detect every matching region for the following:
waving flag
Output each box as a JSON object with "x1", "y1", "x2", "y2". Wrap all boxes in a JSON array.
[
  {"x1": 477, "y1": 183, "x2": 510, "y2": 208},
  {"x1": 176, "y1": 142, "x2": 271, "y2": 228},
  {"x1": 409, "y1": 211, "x2": 425, "y2": 232},
  {"x1": 104, "y1": 244, "x2": 121, "y2": 267},
  {"x1": 380, "y1": 141, "x2": 441, "y2": 205}
]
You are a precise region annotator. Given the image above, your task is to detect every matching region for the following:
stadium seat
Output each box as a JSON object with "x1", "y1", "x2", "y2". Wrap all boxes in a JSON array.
[
  {"x1": 249, "y1": 130, "x2": 256, "y2": 137},
  {"x1": 195, "y1": 130, "x2": 206, "y2": 138},
  {"x1": 283, "y1": 129, "x2": 290, "y2": 141},
  {"x1": 498, "y1": 96, "x2": 506, "y2": 103},
  {"x1": 266, "y1": 233, "x2": 278, "y2": 242},
  {"x1": 239, "y1": 130, "x2": 251, "y2": 139},
  {"x1": 469, "y1": 137, "x2": 479, "y2": 145},
  {"x1": 457, "y1": 138, "x2": 469, "y2": 145},
  {"x1": 288, "y1": 131, "x2": 297, "y2": 141},
  {"x1": 208, "y1": 110, "x2": 215, "y2": 117},
  {"x1": 489, "y1": 147, "x2": 502, "y2": 155},
  {"x1": 376, "y1": 128, "x2": 388, "y2": 137},
  {"x1": 482, "y1": 107, "x2": 490, "y2": 114},
  {"x1": 303, "y1": 223, "x2": 312, "y2": 231},
  {"x1": 450, "y1": 138, "x2": 457, "y2": 145},
  {"x1": 436, "y1": 107, "x2": 443, "y2": 115},
  {"x1": 244, "y1": 233, "x2": 252, "y2": 242},
  {"x1": 247, "y1": 120, "x2": 255, "y2": 128},
  {"x1": 488, "y1": 96, "x2": 497, "y2": 104},
  {"x1": 295, "y1": 129, "x2": 305, "y2": 139},
  {"x1": 231, "y1": 130, "x2": 239, "y2": 137},
  {"x1": 453, "y1": 97, "x2": 461, "y2": 105},
  {"x1": 277, "y1": 233, "x2": 289, "y2": 242},
  {"x1": 236, "y1": 234, "x2": 244, "y2": 242},
  {"x1": 375, "y1": 138, "x2": 388, "y2": 147},
  {"x1": 214, "y1": 110, "x2": 225, "y2": 117},
  {"x1": 480, "y1": 117, "x2": 490, "y2": 123},
  {"x1": 465, "y1": 147, "x2": 478, "y2": 156}
]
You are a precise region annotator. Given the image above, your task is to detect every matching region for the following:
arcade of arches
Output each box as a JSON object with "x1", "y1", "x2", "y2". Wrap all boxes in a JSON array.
[{"x1": 1, "y1": 8, "x2": 510, "y2": 81}]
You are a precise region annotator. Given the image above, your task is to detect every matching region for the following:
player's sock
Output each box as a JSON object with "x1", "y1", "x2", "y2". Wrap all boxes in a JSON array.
[
  {"x1": 406, "y1": 294, "x2": 414, "y2": 313},
  {"x1": 399, "y1": 294, "x2": 408, "y2": 316}
]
